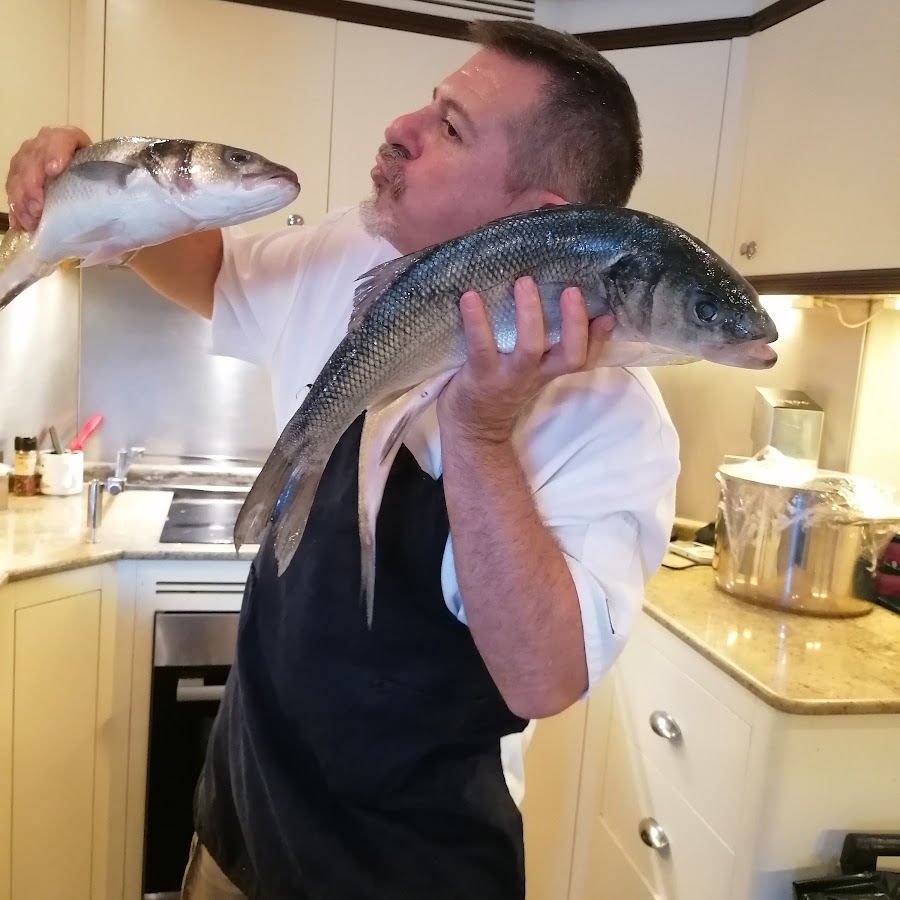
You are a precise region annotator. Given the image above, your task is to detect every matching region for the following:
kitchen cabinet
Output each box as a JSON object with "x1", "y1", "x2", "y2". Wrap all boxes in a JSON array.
[
  {"x1": 0, "y1": 0, "x2": 72, "y2": 189},
  {"x1": 568, "y1": 612, "x2": 900, "y2": 900},
  {"x1": 0, "y1": 563, "x2": 132, "y2": 900},
  {"x1": 606, "y1": 40, "x2": 733, "y2": 246},
  {"x1": 328, "y1": 22, "x2": 474, "y2": 212},
  {"x1": 103, "y1": 0, "x2": 336, "y2": 230},
  {"x1": 521, "y1": 701, "x2": 589, "y2": 900},
  {"x1": 732, "y1": 0, "x2": 900, "y2": 275}
]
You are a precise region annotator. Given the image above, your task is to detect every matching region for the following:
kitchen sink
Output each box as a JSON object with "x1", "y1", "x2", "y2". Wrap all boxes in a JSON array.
[{"x1": 158, "y1": 487, "x2": 249, "y2": 544}]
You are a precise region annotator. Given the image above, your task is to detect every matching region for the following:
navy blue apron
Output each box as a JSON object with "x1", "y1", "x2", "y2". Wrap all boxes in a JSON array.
[{"x1": 194, "y1": 414, "x2": 530, "y2": 899}]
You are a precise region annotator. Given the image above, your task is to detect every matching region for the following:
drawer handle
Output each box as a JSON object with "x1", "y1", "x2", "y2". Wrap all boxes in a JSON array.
[
  {"x1": 639, "y1": 817, "x2": 669, "y2": 851},
  {"x1": 649, "y1": 710, "x2": 682, "y2": 741}
]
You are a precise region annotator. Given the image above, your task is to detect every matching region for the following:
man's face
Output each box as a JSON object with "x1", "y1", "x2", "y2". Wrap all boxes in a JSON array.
[{"x1": 360, "y1": 49, "x2": 555, "y2": 254}]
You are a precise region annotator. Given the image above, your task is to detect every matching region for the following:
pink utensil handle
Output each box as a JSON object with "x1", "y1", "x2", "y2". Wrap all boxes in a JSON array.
[{"x1": 69, "y1": 414, "x2": 103, "y2": 451}]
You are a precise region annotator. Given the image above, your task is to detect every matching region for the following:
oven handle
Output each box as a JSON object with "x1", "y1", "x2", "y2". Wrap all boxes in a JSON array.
[{"x1": 176, "y1": 679, "x2": 226, "y2": 703}]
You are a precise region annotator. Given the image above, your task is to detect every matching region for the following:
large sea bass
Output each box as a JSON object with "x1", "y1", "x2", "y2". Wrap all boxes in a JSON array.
[
  {"x1": 234, "y1": 204, "x2": 779, "y2": 622},
  {"x1": 0, "y1": 136, "x2": 299, "y2": 310}
]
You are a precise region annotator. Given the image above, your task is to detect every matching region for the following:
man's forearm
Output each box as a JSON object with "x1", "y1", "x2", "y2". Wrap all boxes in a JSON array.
[
  {"x1": 441, "y1": 424, "x2": 588, "y2": 719},
  {"x1": 127, "y1": 229, "x2": 223, "y2": 320}
]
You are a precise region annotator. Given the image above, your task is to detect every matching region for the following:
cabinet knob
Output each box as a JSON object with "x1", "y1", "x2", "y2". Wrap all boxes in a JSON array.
[
  {"x1": 287, "y1": 213, "x2": 305, "y2": 226},
  {"x1": 739, "y1": 240, "x2": 757, "y2": 259},
  {"x1": 649, "y1": 710, "x2": 682, "y2": 741},
  {"x1": 639, "y1": 817, "x2": 669, "y2": 851}
]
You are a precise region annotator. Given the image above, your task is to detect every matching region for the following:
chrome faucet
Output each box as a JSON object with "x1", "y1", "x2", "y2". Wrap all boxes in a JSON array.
[
  {"x1": 86, "y1": 479, "x2": 103, "y2": 542},
  {"x1": 105, "y1": 446, "x2": 145, "y2": 495}
]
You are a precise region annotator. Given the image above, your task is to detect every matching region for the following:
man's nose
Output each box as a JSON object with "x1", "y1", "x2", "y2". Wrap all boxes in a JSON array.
[{"x1": 384, "y1": 108, "x2": 427, "y2": 159}]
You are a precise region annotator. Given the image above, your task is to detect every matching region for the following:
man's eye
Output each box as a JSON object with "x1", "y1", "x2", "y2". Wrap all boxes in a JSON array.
[{"x1": 444, "y1": 119, "x2": 460, "y2": 140}]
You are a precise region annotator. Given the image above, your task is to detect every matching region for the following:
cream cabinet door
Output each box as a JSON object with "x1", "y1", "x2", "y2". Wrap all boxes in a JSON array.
[
  {"x1": 0, "y1": 565, "x2": 129, "y2": 900},
  {"x1": 11, "y1": 589, "x2": 101, "y2": 900},
  {"x1": 606, "y1": 41, "x2": 732, "y2": 244},
  {"x1": 0, "y1": 0, "x2": 72, "y2": 188},
  {"x1": 104, "y1": 0, "x2": 336, "y2": 229},
  {"x1": 522, "y1": 701, "x2": 588, "y2": 900},
  {"x1": 733, "y1": 0, "x2": 900, "y2": 274}
]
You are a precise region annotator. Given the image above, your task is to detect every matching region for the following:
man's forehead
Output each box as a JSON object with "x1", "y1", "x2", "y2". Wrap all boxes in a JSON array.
[{"x1": 437, "y1": 49, "x2": 546, "y2": 113}]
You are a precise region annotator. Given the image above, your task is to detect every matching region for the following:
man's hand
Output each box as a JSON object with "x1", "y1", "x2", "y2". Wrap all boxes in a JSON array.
[
  {"x1": 5, "y1": 126, "x2": 92, "y2": 231},
  {"x1": 436, "y1": 276, "x2": 616, "y2": 443}
]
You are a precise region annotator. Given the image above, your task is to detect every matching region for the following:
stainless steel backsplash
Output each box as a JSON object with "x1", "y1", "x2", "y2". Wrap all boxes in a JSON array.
[
  {"x1": 0, "y1": 268, "x2": 81, "y2": 464},
  {"x1": 78, "y1": 267, "x2": 278, "y2": 465}
]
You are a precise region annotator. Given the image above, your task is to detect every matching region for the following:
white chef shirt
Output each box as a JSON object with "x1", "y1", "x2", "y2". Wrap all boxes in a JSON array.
[{"x1": 211, "y1": 206, "x2": 680, "y2": 805}]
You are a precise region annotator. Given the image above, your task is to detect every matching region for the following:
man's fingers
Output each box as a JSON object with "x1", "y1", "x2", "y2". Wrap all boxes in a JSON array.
[
  {"x1": 459, "y1": 291, "x2": 499, "y2": 372},
  {"x1": 584, "y1": 315, "x2": 616, "y2": 369},
  {"x1": 5, "y1": 127, "x2": 90, "y2": 232},
  {"x1": 511, "y1": 277, "x2": 545, "y2": 371}
]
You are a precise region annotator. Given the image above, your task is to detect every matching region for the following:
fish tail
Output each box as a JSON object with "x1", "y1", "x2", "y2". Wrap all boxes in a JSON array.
[
  {"x1": 361, "y1": 528, "x2": 376, "y2": 628},
  {"x1": 0, "y1": 230, "x2": 52, "y2": 312},
  {"x1": 233, "y1": 447, "x2": 298, "y2": 550},
  {"x1": 271, "y1": 453, "x2": 331, "y2": 576}
]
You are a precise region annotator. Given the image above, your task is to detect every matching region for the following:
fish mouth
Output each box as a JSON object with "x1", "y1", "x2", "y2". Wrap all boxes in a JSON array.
[
  {"x1": 243, "y1": 168, "x2": 300, "y2": 192},
  {"x1": 701, "y1": 339, "x2": 778, "y2": 369}
]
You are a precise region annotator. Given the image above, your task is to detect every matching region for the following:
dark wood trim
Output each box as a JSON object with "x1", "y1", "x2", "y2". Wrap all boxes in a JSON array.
[
  {"x1": 221, "y1": 0, "x2": 470, "y2": 40},
  {"x1": 751, "y1": 0, "x2": 825, "y2": 32},
  {"x1": 748, "y1": 269, "x2": 900, "y2": 296},
  {"x1": 579, "y1": 17, "x2": 751, "y2": 51},
  {"x1": 0, "y1": 212, "x2": 8, "y2": 232},
  {"x1": 221, "y1": 0, "x2": 827, "y2": 47},
  {"x1": 578, "y1": 0, "x2": 826, "y2": 50}
]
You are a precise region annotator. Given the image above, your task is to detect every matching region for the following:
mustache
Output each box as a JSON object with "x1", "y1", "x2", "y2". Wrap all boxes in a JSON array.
[{"x1": 376, "y1": 143, "x2": 407, "y2": 199}]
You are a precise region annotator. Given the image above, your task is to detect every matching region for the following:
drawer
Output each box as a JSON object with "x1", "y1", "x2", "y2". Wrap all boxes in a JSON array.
[
  {"x1": 611, "y1": 633, "x2": 750, "y2": 847},
  {"x1": 600, "y1": 714, "x2": 735, "y2": 900},
  {"x1": 569, "y1": 816, "x2": 656, "y2": 900}
]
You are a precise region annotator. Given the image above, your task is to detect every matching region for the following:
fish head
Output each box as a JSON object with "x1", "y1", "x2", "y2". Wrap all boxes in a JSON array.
[
  {"x1": 609, "y1": 220, "x2": 779, "y2": 370},
  {"x1": 139, "y1": 139, "x2": 300, "y2": 226}
]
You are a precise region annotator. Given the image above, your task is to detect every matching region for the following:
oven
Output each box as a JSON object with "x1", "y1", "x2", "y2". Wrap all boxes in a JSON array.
[{"x1": 142, "y1": 611, "x2": 239, "y2": 900}]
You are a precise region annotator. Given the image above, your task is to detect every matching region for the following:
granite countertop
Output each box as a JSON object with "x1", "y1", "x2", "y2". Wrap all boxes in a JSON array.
[
  {"x1": 0, "y1": 487, "x2": 257, "y2": 586},
  {"x1": 2, "y1": 491, "x2": 898, "y2": 715},
  {"x1": 644, "y1": 565, "x2": 900, "y2": 715}
]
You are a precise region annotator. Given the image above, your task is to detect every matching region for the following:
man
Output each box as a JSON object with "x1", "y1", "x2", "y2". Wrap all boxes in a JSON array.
[{"x1": 6, "y1": 20, "x2": 679, "y2": 900}]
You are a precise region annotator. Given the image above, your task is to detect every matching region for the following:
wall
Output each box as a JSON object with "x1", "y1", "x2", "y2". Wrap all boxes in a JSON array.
[
  {"x1": 848, "y1": 304, "x2": 900, "y2": 493},
  {"x1": 650, "y1": 297, "x2": 871, "y2": 523},
  {"x1": 0, "y1": 269, "x2": 80, "y2": 464}
]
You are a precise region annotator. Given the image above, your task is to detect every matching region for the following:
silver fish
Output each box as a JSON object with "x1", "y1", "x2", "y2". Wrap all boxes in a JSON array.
[
  {"x1": 233, "y1": 204, "x2": 779, "y2": 623},
  {"x1": 1, "y1": 136, "x2": 299, "y2": 310}
]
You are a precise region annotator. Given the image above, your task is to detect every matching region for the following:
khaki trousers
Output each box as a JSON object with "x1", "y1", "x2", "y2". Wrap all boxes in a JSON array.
[{"x1": 181, "y1": 833, "x2": 247, "y2": 899}]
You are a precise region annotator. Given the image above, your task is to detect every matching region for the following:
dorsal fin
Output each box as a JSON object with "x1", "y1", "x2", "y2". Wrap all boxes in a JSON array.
[{"x1": 349, "y1": 250, "x2": 424, "y2": 333}]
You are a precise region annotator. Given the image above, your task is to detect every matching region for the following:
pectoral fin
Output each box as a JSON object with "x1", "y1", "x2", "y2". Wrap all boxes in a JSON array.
[
  {"x1": 357, "y1": 369, "x2": 459, "y2": 626},
  {"x1": 69, "y1": 160, "x2": 140, "y2": 189}
]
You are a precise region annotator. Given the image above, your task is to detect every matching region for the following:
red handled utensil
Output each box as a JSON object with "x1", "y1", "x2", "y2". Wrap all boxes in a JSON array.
[{"x1": 68, "y1": 414, "x2": 104, "y2": 452}]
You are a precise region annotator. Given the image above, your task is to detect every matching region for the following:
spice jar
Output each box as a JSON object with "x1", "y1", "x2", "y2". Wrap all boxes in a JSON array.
[{"x1": 13, "y1": 437, "x2": 38, "y2": 497}]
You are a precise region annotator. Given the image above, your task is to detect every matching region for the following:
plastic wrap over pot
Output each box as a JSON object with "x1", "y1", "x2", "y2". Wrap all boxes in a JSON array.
[{"x1": 717, "y1": 449, "x2": 900, "y2": 574}]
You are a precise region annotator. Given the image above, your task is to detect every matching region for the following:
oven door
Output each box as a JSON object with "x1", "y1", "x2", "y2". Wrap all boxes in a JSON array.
[{"x1": 143, "y1": 611, "x2": 239, "y2": 900}]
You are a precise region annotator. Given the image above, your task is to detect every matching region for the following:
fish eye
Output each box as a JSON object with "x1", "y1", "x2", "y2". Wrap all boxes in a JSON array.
[
  {"x1": 694, "y1": 295, "x2": 720, "y2": 324},
  {"x1": 227, "y1": 150, "x2": 251, "y2": 165}
]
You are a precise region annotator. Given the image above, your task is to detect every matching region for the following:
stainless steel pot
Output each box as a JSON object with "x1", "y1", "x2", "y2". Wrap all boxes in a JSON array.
[{"x1": 714, "y1": 462, "x2": 900, "y2": 618}]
